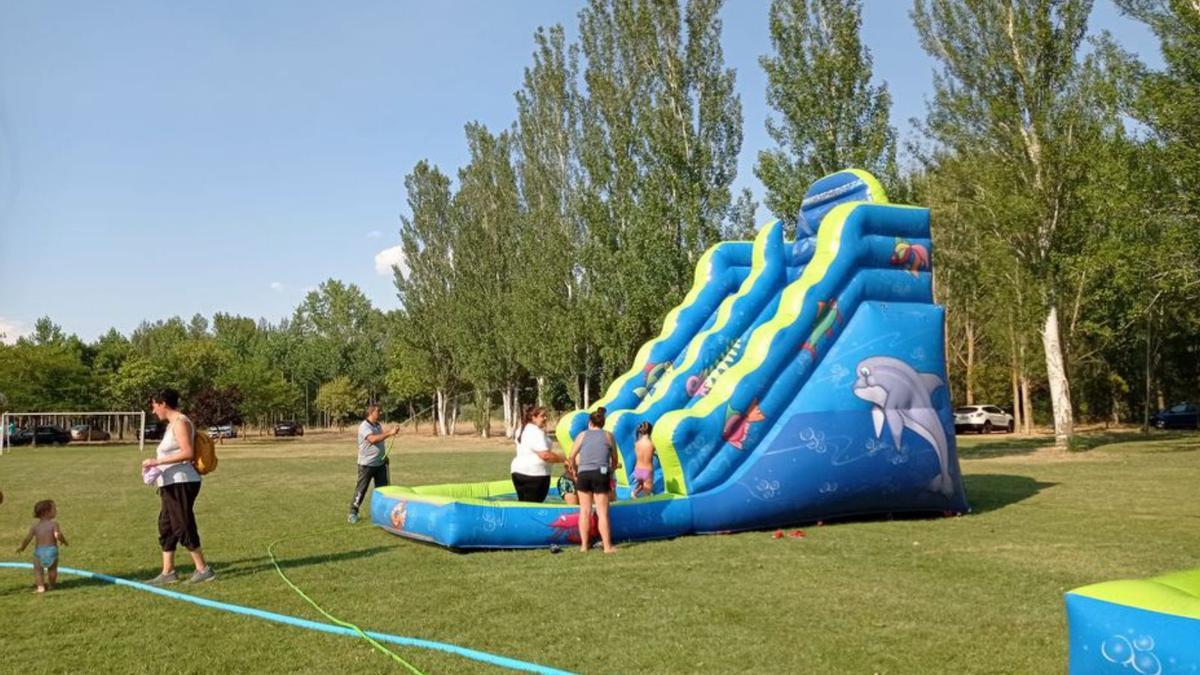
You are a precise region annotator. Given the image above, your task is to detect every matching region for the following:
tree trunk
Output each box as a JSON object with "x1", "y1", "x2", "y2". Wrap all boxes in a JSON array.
[
  {"x1": 449, "y1": 399, "x2": 459, "y2": 436},
  {"x1": 1020, "y1": 372, "x2": 1034, "y2": 435},
  {"x1": 1010, "y1": 362, "x2": 1022, "y2": 434},
  {"x1": 478, "y1": 389, "x2": 491, "y2": 439},
  {"x1": 569, "y1": 372, "x2": 582, "y2": 409},
  {"x1": 511, "y1": 384, "x2": 522, "y2": 438},
  {"x1": 435, "y1": 389, "x2": 448, "y2": 436},
  {"x1": 1143, "y1": 311, "x2": 1152, "y2": 432},
  {"x1": 408, "y1": 402, "x2": 418, "y2": 432},
  {"x1": 965, "y1": 319, "x2": 975, "y2": 406},
  {"x1": 536, "y1": 376, "x2": 545, "y2": 408},
  {"x1": 501, "y1": 387, "x2": 514, "y2": 439},
  {"x1": 1041, "y1": 305, "x2": 1074, "y2": 447},
  {"x1": 583, "y1": 377, "x2": 591, "y2": 408}
]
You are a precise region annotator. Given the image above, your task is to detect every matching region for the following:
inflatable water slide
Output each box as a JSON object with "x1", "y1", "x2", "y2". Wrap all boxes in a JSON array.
[{"x1": 372, "y1": 169, "x2": 969, "y2": 548}]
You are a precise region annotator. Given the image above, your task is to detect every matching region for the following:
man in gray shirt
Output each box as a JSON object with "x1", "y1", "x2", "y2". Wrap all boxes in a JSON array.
[{"x1": 348, "y1": 404, "x2": 399, "y2": 523}]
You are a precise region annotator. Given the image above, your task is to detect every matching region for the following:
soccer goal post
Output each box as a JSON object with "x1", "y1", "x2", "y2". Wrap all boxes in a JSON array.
[{"x1": 0, "y1": 410, "x2": 147, "y2": 455}]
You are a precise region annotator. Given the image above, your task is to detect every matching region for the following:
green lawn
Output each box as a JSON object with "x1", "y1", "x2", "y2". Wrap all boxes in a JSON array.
[{"x1": 2, "y1": 428, "x2": 1198, "y2": 674}]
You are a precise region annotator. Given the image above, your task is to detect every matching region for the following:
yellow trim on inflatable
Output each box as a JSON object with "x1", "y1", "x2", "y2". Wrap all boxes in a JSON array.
[
  {"x1": 630, "y1": 220, "x2": 779, "y2": 415},
  {"x1": 555, "y1": 242, "x2": 725, "y2": 454},
  {"x1": 652, "y1": 202, "x2": 858, "y2": 495},
  {"x1": 845, "y1": 168, "x2": 890, "y2": 204}
]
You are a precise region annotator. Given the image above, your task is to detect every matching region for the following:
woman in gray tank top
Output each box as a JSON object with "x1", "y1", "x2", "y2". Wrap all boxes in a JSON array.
[
  {"x1": 142, "y1": 388, "x2": 215, "y2": 585},
  {"x1": 570, "y1": 407, "x2": 621, "y2": 553}
]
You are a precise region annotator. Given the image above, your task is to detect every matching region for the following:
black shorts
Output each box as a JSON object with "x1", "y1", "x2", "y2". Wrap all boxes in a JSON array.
[{"x1": 575, "y1": 469, "x2": 611, "y2": 494}]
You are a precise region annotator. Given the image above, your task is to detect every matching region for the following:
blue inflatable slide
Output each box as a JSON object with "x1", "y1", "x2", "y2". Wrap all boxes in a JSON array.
[{"x1": 372, "y1": 169, "x2": 969, "y2": 548}]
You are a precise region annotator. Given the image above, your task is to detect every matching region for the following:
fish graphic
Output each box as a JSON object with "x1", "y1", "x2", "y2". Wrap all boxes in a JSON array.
[
  {"x1": 723, "y1": 400, "x2": 766, "y2": 450},
  {"x1": 634, "y1": 362, "x2": 669, "y2": 398},
  {"x1": 852, "y1": 356, "x2": 953, "y2": 497},
  {"x1": 890, "y1": 239, "x2": 930, "y2": 277},
  {"x1": 801, "y1": 300, "x2": 841, "y2": 357},
  {"x1": 685, "y1": 374, "x2": 709, "y2": 397}
]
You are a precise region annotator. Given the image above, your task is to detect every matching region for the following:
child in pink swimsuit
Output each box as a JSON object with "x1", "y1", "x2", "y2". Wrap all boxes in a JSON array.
[{"x1": 632, "y1": 422, "x2": 655, "y2": 498}]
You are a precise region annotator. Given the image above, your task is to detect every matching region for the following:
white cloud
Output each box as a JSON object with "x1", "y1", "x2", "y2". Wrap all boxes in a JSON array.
[
  {"x1": 366, "y1": 230, "x2": 383, "y2": 239},
  {"x1": 0, "y1": 316, "x2": 29, "y2": 345},
  {"x1": 374, "y1": 245, "x2": 409, "y2": 278},
  {"x1": 269, "y1": 281, "x2": 286, "y2": 292}
]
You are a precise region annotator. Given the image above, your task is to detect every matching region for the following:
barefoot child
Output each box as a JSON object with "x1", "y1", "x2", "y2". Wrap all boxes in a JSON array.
[
  {"x1": 632, "y1": 422, "x2": 655, "y2": 498},
  {"x1": 16, "y1": 500, "x2": 68, "y2": 593}
]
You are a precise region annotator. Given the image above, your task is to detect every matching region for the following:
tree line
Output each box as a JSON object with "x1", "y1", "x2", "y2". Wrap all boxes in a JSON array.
[{"x1": 1, "y1": 0, "x2": 1196, "y2": 445}]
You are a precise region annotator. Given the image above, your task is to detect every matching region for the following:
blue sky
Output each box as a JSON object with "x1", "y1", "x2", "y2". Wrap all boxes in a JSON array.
[{"x1": 0, "y1": 1, "x2": 1161, "y2": 342}]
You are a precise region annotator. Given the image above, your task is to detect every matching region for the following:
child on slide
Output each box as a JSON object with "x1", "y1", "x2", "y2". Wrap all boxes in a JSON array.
[
  {"x1": 16, "y1": 499, "x2": 69, "y2": 593},
  {"x1": 632, "y1": 422, "x2": 656, "y2": 498}
]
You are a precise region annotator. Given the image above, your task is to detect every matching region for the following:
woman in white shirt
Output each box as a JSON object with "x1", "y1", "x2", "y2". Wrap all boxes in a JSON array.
[{"x1": 510, "y1": 406, "x2": 568, "y2": 502}]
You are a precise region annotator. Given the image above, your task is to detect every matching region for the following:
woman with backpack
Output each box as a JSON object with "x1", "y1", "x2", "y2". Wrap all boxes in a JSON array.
[{"x1": 141, "y1": 388, "x2": 216, "y2": 585}]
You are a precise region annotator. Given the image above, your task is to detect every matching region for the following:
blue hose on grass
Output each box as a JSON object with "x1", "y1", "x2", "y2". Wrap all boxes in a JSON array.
[{"x1": 0, "y1": 562, "x2": 572, "y2": 674}]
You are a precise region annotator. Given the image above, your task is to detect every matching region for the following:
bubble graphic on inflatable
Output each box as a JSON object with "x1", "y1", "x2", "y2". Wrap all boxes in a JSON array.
[
  {"x1": 1101, "y1": 635, "x2": 1134, "y2": 665},
  {"x1": 481, "y1": 510, "x2": 504, "y2": 532},
  {"x1": 818, "y1": 481, "x2": 838, "y2": 494},
  {"x1": 753, "y1": 478, "x2": 781, "y2": 500},
  {"x1": 798, "y1": 427, "x2": 829, "y2": 453},
  {"x1": 1132, "y1": 651, "x2": 1162, "y2": 675},
  {"x1": 828, "y1": 363, "x2": 851, "y2": 386},
  {"x1": 1133, "y1": 635, "x2": 1155, "y2": 651}
]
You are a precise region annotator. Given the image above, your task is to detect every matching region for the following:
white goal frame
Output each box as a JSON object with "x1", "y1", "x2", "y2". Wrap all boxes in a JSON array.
[{"x1": 0, "y1": 411, "x2": 147, "y2": 455}]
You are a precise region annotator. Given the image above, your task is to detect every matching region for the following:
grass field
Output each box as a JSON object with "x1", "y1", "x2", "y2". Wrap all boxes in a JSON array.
[{"x1": 1, "y1": 428, "x2": 1198, "y2": 674}]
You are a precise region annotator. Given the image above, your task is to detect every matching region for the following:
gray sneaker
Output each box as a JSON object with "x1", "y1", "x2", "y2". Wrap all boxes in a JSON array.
[
  {"x1": 188, "y1": 567, "x2": 216, "y2": 584},
  {"x1": 145, "y1": 571, "x2": 178, "y2": 586},
  {"x1": 347, "y1": 512, "x2": 359, "y2": 524}
]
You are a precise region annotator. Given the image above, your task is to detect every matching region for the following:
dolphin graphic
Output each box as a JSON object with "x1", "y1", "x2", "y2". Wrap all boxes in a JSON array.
[{"x1": 852, "y1": 356, "x2": 954, "y2": 497}]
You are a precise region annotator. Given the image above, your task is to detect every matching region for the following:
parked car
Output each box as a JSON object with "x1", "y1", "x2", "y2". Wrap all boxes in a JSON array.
[
  {"x1": 272, "y1": 421, "x2": 304, "y2": 437},
  {"x1": 7, "y1": 425, "x2": 72, "y2": 446},
  {"x1": 70, "y1": 424, "x2": 111, "y2": 442},
  {"x1": 208, "y1": 425, "x2": 237, "y2": 439},
  {"x1": 1150, "y1": 402, "x2": 1199, "y2": 430},
  {"x1": 954, "y1": 405, "x2": 1015, "y2": 434},
  {"x1": 137, "y1": 421, "x2": 167, "y2": 441}
]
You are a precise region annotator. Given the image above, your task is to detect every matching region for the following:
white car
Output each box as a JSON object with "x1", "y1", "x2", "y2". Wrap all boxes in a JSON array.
[{"x1": 954, "y1": 405, "x2": 1014, "y2": 434}]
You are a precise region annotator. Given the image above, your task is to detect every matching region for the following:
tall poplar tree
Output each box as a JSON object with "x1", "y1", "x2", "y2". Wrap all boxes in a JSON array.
[
  {"x1": 394, "y1": 161, "x2": 460, "y2": 435},
  {"x1": 451, "y1": 124, "x2": 524, "y2": 437},
  {"x1": 513, "y1": 25, "x2": 587, "y2": 410},
  {"x1": 912, "y1": 0, "x2": 1099, "y2": 446},
  {"x1": 756, "y1": 0, "x2": 896, "y2": 233},
  {"x1": 576, "y1": 0, "x2": 743, "y2": 380}
]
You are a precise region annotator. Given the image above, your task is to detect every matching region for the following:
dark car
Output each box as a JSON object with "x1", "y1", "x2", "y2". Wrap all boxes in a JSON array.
[
  {"x1": 272, "y1": 421, "x2": 304, "y2": 437},
  {"x1": 8, "y1": 425, "x2": 72, "y2": 447},
  {"x1": 137, "y1": 421, "x2": 167, "y2": 441},
  {"x1": 70, "y1": 424, "x2": 111, "y2": 442},
  {"x1": 1150, "y1": 402, "x2": 1199, "y2": 430}
]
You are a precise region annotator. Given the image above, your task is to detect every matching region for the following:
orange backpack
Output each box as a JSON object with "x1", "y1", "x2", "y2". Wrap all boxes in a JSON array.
[{"x1": 192, "y1": 428, "x2": 218, "y2": 475}]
